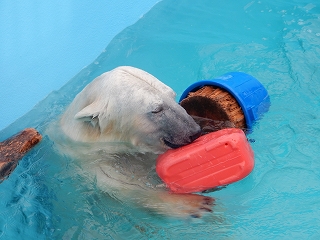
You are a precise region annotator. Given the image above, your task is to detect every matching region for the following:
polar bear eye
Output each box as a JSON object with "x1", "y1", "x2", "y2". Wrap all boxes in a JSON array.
[{"x1": 151, "y1": 105, "x2": 164, "y2": 114}]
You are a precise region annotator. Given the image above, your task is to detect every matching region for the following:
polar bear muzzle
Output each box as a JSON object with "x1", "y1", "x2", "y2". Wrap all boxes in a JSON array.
[{"x1": 163, "y1": 129, "x2": 201, "y2": 149}]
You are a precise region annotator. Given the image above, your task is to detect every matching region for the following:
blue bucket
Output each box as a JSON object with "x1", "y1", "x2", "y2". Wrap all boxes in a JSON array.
[{"x1": 179, "y1": 72, "x2": 270, "y2": 130}]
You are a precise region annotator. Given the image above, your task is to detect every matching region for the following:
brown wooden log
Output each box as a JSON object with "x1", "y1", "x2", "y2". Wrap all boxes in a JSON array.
[
  {"x1": 180, "y1": 86, "x2": 246, "y2": 130},
  {"x1": 0, "y1": 128, "x2": 42, "y2": 181}
]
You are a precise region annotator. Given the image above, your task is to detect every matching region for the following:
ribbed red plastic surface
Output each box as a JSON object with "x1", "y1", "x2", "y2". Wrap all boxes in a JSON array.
[{"x1": 156, "y1": 128, "x2": 254, "y2": 193}]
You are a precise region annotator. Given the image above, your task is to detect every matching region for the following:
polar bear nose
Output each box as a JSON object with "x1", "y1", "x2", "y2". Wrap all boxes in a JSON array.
[{"x1": 189, "y1": 130, "x2": 201, "y2": 142}]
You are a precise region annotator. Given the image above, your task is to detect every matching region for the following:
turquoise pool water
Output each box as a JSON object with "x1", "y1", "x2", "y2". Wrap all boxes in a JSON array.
[
  {"x1": 1, "y1": 0, "x2": 320, "y2": 239},
  {"x1": 0, "y1": 0, "x2": 158, "y2": 130}
]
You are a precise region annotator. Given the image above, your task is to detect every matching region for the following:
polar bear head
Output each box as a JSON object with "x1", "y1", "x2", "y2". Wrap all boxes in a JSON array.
[{"x1": 60, "y1": 66, "x2": 201, "y2": 153}]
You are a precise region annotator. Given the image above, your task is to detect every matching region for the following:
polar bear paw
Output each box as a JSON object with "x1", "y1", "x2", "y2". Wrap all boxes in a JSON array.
[{"x1": 146, "y1": 191, "x2": 215, "y2": 218}]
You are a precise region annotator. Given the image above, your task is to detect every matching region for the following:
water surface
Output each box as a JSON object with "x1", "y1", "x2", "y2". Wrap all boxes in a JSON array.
[{"x1": 1, "y1": 0, "x2": 320, "y2": 239}]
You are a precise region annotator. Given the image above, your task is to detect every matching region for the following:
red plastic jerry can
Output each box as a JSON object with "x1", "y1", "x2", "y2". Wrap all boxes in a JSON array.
[{"x1": 156, "y1": 128, "x2": 254, "y2": 193}]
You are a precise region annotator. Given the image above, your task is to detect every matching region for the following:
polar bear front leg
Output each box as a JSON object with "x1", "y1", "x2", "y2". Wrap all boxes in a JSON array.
[
  {"x1": 95, "y1": 166, "x2": 214, "y2": 218},
  {"x1": 90, "y1": 154, "x2": 215, "y2": 218},
  {"x1": 137, "y1": 190, "x2": 215, "y2": 218}
]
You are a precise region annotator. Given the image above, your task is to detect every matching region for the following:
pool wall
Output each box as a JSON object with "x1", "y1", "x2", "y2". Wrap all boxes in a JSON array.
[{"x1": 0, "y1": 0, "x2": 159, "y2": 131}]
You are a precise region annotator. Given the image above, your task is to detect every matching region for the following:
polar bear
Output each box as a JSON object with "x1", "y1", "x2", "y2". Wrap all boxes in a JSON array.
[{"x1": 58, "y1": 66, "x2": 214, "y2": 218}]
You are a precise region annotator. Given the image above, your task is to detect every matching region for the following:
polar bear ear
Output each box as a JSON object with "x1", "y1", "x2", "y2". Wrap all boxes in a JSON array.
[{"x1": 74, "y1": 102, "x2": 101, "y2": 127}]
